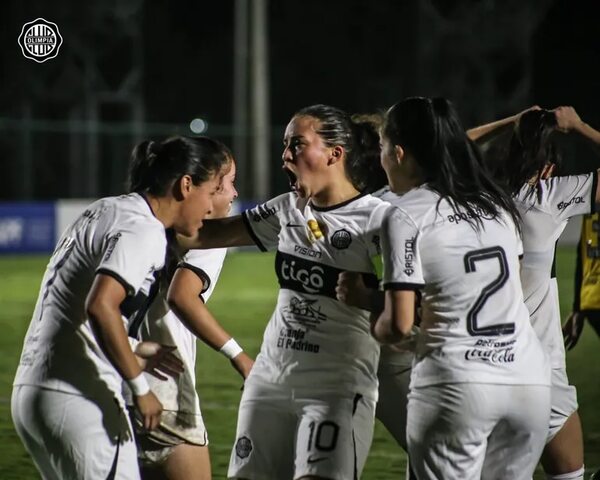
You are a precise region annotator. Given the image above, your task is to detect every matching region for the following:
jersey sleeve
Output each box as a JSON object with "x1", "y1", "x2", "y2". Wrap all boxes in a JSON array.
[
  {"x1": 177, "y1": 248, "x2": 227, "y2": 299},
  {"x1": 365, "y1": 201, "x2": 390, "y2": 258},
  {"x1": 381, "y1": 207, "x2": 425, "y2": 290},
  {"x1": 96, "y1": 222, "x2": 166, "y2": 296},
  {"x1": 543, "y1": 172, "x2": 598, "y2": 221},
  {"x1": 241, "y1": 194, "x2": 287, "y2": 252}
]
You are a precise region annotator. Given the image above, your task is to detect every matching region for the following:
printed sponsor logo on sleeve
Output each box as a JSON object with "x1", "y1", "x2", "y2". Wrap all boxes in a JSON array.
[
  {"x1": 557, "y1": 196, "x2": 584, "y2": 210},
  {"x1": 404, "y1": 238, "x2": 415, "y2": 276},
  {"x1": 103, "y1": 233, "x2": 122, "y2": 262},
  {"x1": 252, "y1": 205, "x2": 277, "y2": 222}
]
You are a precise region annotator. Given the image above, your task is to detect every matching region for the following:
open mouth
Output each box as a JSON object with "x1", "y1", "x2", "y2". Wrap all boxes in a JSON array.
[{"x1": 283, "y1": 166, "x2": 299, "y2": 192}]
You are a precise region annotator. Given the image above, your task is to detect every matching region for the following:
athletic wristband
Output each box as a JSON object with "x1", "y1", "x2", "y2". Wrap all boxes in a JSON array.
[
  {"x1": 127, "y1": 372, "x2": 150, "y2": 396},
  {"x1": 220, "y1": 338, "x2": 243, "y2": 359}
]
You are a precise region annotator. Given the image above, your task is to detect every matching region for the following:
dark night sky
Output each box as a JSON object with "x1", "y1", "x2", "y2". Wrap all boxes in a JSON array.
[{"x1": 1, "y1": 0, "x2": 599, "y2": 198}]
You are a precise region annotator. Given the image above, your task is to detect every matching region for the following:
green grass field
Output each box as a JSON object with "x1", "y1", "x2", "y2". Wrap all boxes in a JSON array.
[{"x1": 1, "y1": 249, "x2": 599, "y2": 479}]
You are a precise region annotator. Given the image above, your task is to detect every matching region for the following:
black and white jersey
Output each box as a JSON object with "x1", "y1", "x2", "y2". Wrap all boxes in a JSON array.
[
  {"x1": 139, "y1": 247, "x2": 228, "y2": 414},
  {"x1": 242, "y1": 192, "x2": 388, "y2": 399},
  {"x1": 516, "y1": 173, "x2": 597, "y2": 369},
  {"x1": 14, "y1": 193, "x2": 166, "y2": 403},
  {"x1": 382, "y1": 186, "x2": 549, "y2": 388}
]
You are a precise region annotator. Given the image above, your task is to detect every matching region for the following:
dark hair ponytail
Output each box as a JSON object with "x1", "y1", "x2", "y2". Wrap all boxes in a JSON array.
[
  {"x1": 383, "y1": 96, "x2": 521, "y2": 232},
  {"x1": 294, "y1": 104, "x2": 386, "y2": 193},
  {"x1": 127, "y1": 136, "x2": 232, "y2": 195},
  {"x1": 501, "y1": 109, "x2": 560, "y2": 197}
]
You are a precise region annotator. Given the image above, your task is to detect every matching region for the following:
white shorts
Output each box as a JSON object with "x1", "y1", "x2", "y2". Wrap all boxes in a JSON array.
[
  {"x1": 375, "y1": 356, "x2": 412, "y2": 450},
  {"x1": 227, "y1": 381, "x2": 376, "y2": 480},
  {"x1": 407, "y1": 383, "x2": 550, "y2": 480},
  {"x1": 548, "y1": 367, "x2": 578, "y2": 442},
  {"x1": 11, "y1": 385, "x2": 140, "y2": 480},
  {"x1": 129, "y1": 407, "x2": 208, "y2": 466}
]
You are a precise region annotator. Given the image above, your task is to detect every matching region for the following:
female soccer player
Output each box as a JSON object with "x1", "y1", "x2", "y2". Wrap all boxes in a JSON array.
[
  {"x1": 131, "y1": 154, "x2": 254, "y2": 480},
  {"x1": 488, "y1": 106, "x2": 600, "y2": 480},
  {"x1": 11, "y1": 136, "x2": 228, "y2": 480},
  {"x1": 372, "y1": 96, "x2": 551, "y2": 480},
  {"x1": 180, "y1": 104, "x2": 388, "y2": 480}
]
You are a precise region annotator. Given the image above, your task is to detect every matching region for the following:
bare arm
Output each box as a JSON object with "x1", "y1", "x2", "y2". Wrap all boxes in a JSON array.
[
  {"x1": 177, "y1": 215, "x2": 254, "y2": 250},
  {"x1": 467, "y1": 106, "x2": 541, "y2": 142},
  {"x1": 554, "y1": 106, "x2": 600, "y2": 204},
  {"x1": 85, "y1": 274, "x2": 162, "y2": 429},
  {"x1": 371, "y1": 290, "x2": 416, "y2": 344},
  {"x1": 167, "y1": 267, "x2": 254, "y2": 378}
]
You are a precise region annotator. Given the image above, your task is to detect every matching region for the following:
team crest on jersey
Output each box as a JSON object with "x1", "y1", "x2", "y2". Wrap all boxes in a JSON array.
[
  {"x1": 235, "y1": 436, "x2": 252, "y2": 459},
  {"x1": 331, "y1": 229, "x2": 352, "y2": 250}
]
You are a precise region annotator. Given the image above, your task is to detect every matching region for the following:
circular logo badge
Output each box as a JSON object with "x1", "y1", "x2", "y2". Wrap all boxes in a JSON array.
[
  {"x1": 18, "y1": 18, "x2": 63, "y2": 63},
  {"x1": 235, "y1": 436, "x2": 253, "y2": 459},
  {"x1": 331, "y1": 229, "x2": 352, "y2": 250}
]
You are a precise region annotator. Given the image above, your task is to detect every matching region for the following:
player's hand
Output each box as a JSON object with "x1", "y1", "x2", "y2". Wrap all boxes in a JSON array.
[
  {"x1": 231, "y1": 352, "x2": 254, "y2": 379},
  {"x1": 135, "y1": 342, "x2": 184, "y2": 380},
  {"x1": 553, "y1": 106, "x2": 583, "y2": 133},
  {"x1": 336, "y1": 271, "x2": 372, "y2": 310},
  {"x1": 134, "y1": 390, "x2": 163, "y2": 431},
  {"x1": 563, "y1": 311, "x2": 585, "y2": 350}
]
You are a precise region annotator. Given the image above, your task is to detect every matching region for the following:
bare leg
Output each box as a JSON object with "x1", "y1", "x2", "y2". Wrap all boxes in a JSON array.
[
  {"x1": 142, "y1": 444, "x2": 211, "y2": 480},
  {"x1": 541, "y1": 412, "x2": 584, "y2": 477}
]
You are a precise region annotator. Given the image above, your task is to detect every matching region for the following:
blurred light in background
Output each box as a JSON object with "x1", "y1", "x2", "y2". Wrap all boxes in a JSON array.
[{"x1": 189, "y1": 118, "x2": 208, "y2": 134}]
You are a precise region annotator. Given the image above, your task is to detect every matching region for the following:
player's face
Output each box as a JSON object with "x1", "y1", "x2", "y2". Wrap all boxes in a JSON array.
[
  {"x1": 282, "y1": 115, "x2": 332, "y2": 198},
  {"x1": 209, "y1": 159, "x2": 238, "y2": 218},
  {"x1": 175, "y1": 172, "x2": 221, "y2": 236}
]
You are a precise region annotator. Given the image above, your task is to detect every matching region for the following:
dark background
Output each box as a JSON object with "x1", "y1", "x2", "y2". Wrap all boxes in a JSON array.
[{"x1": 1, "y1": 0, "x2": 599, "y2": 200}]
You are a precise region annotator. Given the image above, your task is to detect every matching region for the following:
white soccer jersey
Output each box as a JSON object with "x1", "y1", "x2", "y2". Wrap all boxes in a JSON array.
[
  {"x1": 14, "y1": 193, "x2": 166, "y2": 405},
  {"x1": 242, "y1": 192, "x2": 388, "y2": 400},
  {"x1": 382, "y1": 186, "x2": 549, "y2": 388},
  {"x1": 138, "y1": 247, "x2": 228, "y2": 415},
  {"x1": 516, "y1": 172, "x2": 597, "y2": 368}
]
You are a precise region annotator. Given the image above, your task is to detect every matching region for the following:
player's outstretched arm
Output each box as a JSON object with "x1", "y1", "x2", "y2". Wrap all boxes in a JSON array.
[
  {"x1": 85, "y1": 273, "x2": 163, "y2": 430},
  {"x1": 466, "y1": 105, "x2": 540, "y2": 142},
  {"x1": 177, "y1": 215, "x2": 254, "y2": 250},
  {"x1": 167, "y1": 266, "x2": 254, "y2": 379},
  {"x1": 371, "y1": 290, "x2": 416, "y2": 344}
]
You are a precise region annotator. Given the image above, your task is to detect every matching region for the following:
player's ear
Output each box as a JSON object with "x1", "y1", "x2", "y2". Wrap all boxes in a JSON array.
[
  {"x1": 328, "y1": 145, "x2": 344, "y2": 166},
  {"x1": 394, "y1": 145, "x2": 405, "y2": 165},
  {"x1": 174, "y1": 174, "x2": 193, "y2": 200}
]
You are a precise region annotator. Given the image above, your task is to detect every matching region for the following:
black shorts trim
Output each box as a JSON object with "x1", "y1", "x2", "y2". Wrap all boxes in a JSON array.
[
  {"x1": 352, "y1": 393, "x2": 362, "y2": 480},
  {"x1": 591, "y1": 170, "x2": 598, "y2": 214},
  {"x1": 383, "y1": 282, "x2": 424, "y2": 291},
  {"x1": 96, "y1": 268, "x2": 134, "y2": 296},
  {"x1": 241, "y1": 211, "x2": 267, "y2": 252}
]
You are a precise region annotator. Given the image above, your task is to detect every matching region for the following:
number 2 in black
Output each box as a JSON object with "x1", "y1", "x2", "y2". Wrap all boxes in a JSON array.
[{"x1": 463, "y1": 246, "x2": 515, "y2": 336}]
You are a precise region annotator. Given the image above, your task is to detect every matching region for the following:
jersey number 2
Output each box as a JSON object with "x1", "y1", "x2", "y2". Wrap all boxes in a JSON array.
[{"x1": 463, "y1": 246, "x2": 515, "y2": 336}]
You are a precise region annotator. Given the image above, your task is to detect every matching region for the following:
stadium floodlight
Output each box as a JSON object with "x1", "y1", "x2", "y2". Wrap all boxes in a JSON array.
[{"x1": 189, "y1": 118, "x2": 208, "y2": 134}]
